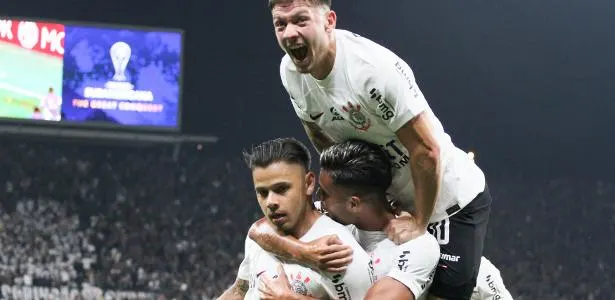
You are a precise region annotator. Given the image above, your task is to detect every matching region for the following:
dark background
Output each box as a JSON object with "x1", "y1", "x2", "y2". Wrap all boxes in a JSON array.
[
  {"x1": 5, "y1": 0, "x2": 614, "y2": 176},
  {"x1": 2, "y1": 1, "x2": 614, "y2": 298}
]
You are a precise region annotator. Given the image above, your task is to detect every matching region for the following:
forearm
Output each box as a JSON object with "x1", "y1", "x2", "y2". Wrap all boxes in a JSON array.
[
  {"x1": 217, "y1": 279, "x2": 248, "y2": 300},
  {"x1": 364, "y1": 277, "x2": 415, "y2": 300},
  {"x1": 409, "y1": 150, "x2": 440, "y2": 227},
  {"x1": 308, "y1": 131, "x2": 334, "y2": 154},
  {"x1": 249, "y1": 218, "x2": 307, "y2": 262},
  {"x1": 302, "y1": 121, "x2": 334, "y2": 153}
]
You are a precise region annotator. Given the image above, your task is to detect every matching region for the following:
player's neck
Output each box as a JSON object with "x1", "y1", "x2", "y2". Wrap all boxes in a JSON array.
[
  {"x1": 291, "y1": 209, "x2": 321, "y2": 239},
  {"x1": 355, "y1": 206, "x2": 394, "y2": 232},
  {"x1": 310, "y1": 35, "x2": 337, "y2": 80}
]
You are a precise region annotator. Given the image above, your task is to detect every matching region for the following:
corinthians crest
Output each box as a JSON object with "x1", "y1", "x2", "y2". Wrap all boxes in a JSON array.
[
  {"x1": 289, "y1": 272, "x2": 311, "y2": 296},
  {"x1": 342, "y1": 102, "x2": 371, "y2": 131}
]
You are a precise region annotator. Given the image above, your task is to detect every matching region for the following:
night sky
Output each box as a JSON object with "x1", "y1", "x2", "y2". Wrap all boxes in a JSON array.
[{"x1": 4, "y1": 0, "x2": 615, "y2": 178}]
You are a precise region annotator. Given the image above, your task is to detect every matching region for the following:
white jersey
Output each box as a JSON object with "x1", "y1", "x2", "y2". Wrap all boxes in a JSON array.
[
  {"x1": 471, "y1": 257, "x2": 513, "y2": 300},
  {"x1": 280, "y1": 29, "x2": 486, "y2": 222},
  {"x1": 350, "y1": 226, "x2": 440, "y2": 299},
  {"x1": 238, "y1": 215, "x2": 375, "y2": 299}
]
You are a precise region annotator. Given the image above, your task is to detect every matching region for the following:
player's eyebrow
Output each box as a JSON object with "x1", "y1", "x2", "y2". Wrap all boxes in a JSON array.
[
  {"x1": 273, "y1": 9, "x2": 311, "y2": 22},
  {"x1": 255, "y1": 181, "x2": 291, "y2": 192}
]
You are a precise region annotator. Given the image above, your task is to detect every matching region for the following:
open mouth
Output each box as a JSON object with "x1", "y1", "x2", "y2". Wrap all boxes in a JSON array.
[
  {"x1": 289, "y1": 45, "x2": 309, "y2": 62},
  {"x1": 269, "y1": 213, "x2": 287, "y2": 223}
]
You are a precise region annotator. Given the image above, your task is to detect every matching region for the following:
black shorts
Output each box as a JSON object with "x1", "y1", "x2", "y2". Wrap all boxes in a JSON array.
[{"x1": 427, "y1": 184, "x2": 492, "y2": 300}]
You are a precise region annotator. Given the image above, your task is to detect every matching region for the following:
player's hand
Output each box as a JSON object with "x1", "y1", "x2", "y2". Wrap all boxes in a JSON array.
[
  {"x1": 385, "y1": 211, "x2": 426, "y2": 245},
  {"x1": 259, "y1": 264, "x2": 294, "y2": 300},
  {"x1": 302, "y1": 234, "x2": 353, "y2": 272}
]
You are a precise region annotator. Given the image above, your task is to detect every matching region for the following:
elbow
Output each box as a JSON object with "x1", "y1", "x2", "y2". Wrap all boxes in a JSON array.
[
  {"x1": 412, "y1": 142, "x2": 440, "y2": 170},
  {"x1": 248, "y1": 217, "x2": 269, "y2": 240}
]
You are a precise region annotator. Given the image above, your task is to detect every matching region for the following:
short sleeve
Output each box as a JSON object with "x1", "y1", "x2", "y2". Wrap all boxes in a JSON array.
[
  {"x1": 280, "y1": 55, "x2": 311, "y2": 122},
  {"x1": 472, "y1": 257, "x2": 514, "y2": 300},
  {"x1": 237, "y1": 235, "x2": 254, "y2": 281},
  {"x1": 359, "y1": 59, "x2": 430, "y2": 132},
  {"x1": 386, "y1": 232, "x2": 440, "y2": 299}
]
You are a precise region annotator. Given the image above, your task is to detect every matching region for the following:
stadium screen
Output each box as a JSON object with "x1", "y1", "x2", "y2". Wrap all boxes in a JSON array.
[{"x1": 0, "y1": 18, "x2": 183, "y2": 130}]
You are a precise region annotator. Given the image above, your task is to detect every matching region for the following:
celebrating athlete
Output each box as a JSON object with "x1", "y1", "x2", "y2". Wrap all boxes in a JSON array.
[{"x1": 254, "y1": 1, "x2": 493, "y2": 299}]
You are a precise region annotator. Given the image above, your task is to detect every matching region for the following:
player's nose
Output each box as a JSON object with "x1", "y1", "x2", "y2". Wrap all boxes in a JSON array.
[
  {"x1": 282, "y1": 24, "x2": 300, "y2": 41},
  {"x1": 265, "y1": 194, "x2": 281, "y2": 210}
]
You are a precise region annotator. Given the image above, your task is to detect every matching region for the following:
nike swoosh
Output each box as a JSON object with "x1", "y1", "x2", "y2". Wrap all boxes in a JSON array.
[{"x1": 309, "y1": 112, "x2": 324, "y2": 120}]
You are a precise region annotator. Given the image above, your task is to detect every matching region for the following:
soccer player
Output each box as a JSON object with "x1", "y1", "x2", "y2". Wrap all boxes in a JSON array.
[
  {"x1": 259, "y1": 140, "x2": 511, "y2": 300},
  {"x1": 257, "y1": 1, "x2": 493, "y2": 299},
  {"x1": 318, "y1": 140, "x2": 440, "y2": 299},
  {"x1": 217, "y1": 138, "x2": 375, "y2": 300},
  {"x1": 40, "y1": 87, "x2": 62, "y2": 121}
]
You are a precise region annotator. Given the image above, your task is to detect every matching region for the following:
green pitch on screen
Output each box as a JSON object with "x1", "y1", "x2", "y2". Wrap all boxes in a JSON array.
[{"x1": 0, "y1": 42, "x2": 64, "y2": 119}]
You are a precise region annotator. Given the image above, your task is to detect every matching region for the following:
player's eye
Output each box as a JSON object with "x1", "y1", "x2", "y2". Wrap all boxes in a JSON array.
[
  {"x1": 272, "y1": 185, "x2": 289, "y2": 195},
  {"x1": 294, "y1": 16, "x2": 309, "y2": 26},
  {"x1": 274, "y1": 21, "x2": 286, "y2": 30},
  {"x1": 256, "y1": 189, "x2": 268, "y2": 198}
]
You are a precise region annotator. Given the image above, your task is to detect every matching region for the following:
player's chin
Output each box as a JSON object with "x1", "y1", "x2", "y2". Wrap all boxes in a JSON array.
[
  {"x1": 293, "y1": 62, "x2": 311, "y2": 74},
  {"x1": 291, "y1": 56, "x2": 312, "y2": 73},
  {"x1": 329, "y1": 214, "x2": 349, "y2": 226}
]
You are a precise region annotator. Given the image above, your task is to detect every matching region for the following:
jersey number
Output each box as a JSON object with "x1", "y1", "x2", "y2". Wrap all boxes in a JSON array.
[{"x1": 427, "y1": 219, "x2": 450, "y2": 245}]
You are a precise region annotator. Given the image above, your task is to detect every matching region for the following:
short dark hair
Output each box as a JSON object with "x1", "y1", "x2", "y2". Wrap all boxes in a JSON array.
[
  {"x1": 243, "y1": 137, "x2": 312, "y2": 171},
  {"x1": 268, "y1": 0, "x2": 331, "y2": 10},
  {"x1": 320, "y1": 139, "x2": 392, "y2": 198}
]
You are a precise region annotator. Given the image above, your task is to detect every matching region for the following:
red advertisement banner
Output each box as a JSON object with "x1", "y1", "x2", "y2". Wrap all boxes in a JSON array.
[{"x1": 0, "y1": 19, "x2": 65, "y2": 58}]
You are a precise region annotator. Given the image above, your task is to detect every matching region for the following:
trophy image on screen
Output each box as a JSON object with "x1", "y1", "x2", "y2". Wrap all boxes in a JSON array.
[
  {"x1": 105, "y1": 41, "x2": 134, "y2": 90},
  {"x1": 111, "y1": 41, "x2": 131, "y2": 81}
]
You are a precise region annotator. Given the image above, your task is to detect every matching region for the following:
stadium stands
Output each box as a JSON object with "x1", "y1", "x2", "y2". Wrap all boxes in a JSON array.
[{"x1": 0, "y1": 138, "x2": 612, "y2": 299}]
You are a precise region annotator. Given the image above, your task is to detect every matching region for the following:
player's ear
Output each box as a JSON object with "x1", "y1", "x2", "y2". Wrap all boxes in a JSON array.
[
  {"x1": 349, "y1": 196, "x2": 361, "y2": 211},
  {"x1": 305, "y1": 171, "x2": 316, "y2": 196},
  {"x1": 324, "y1": 10, "x2": 336, "y2": 33}
]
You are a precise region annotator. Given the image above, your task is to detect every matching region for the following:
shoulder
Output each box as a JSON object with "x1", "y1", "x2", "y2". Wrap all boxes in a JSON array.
[
  {"x1": 397, "y1": 232, "x2": 440, "y2": 261},
  {"x1": 313, "y1": 216, "x2": 364, "y2": 250},
  {"x1": 337, "y1": 29, "x2": 402, "y2": 89},
  {"x1": 279, "y1": 54, "x2": 295, "y2": 87}
]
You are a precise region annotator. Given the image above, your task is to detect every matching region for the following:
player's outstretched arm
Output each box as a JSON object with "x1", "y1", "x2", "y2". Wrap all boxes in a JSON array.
[
  {"x1": 217, "y1": 278, "x2": 249, "y2": 300},
  {"x1": 365, "y1": 277, "x2": 415, "y2": 300},
  {"x1": 396, "y1": 112, "x2": 441, "y2": 230},
  {"x1": 248, "y1": 218, "x2": 353, "y2": 272},
  {"x1": 301, "y1": 120, "x2": 335, "y2": 154},
  {"x1": 358, "y1": 58, "x2": 441, "y2": 236}
]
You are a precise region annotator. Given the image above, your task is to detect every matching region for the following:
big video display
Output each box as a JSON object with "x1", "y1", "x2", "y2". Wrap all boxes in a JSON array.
[{"x1": 0, "y1": 18, "x2": 182, "y2": 130}]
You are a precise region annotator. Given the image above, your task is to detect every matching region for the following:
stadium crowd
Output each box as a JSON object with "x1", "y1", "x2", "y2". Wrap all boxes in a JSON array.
[{"x1": 0, "y1": 138, "x2": 612, "y2": 299}]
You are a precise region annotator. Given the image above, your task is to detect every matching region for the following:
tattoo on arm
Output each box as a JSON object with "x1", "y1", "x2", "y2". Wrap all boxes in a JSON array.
[
  {"x1": 217, "y1": 278, "x2": 249, "y2": 299},
  {"x1": 302, "y1": 121, "x2": 333, "y2": 153},
  {"x1": 237, "y1": 279, "x2": 249, "y2": 294},
  {"x1": 250, "y1": 224, "x2": 305, "y2": 262}
]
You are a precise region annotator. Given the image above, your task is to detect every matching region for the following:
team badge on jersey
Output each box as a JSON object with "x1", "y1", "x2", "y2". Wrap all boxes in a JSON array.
[
  {"x1": 342, "y1": 102, "x2": 371, "y2": 131},
  {"x1": 289, "y1": 272, "x2": 311, "y2": 295}
]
